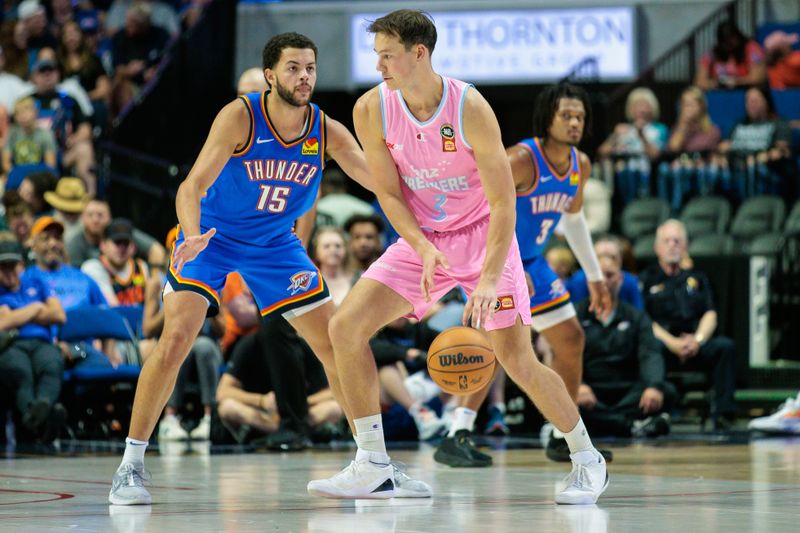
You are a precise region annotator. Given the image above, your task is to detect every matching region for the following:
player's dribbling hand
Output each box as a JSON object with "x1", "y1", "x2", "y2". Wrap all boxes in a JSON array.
[
  {"x1": 419, "y1": 242, "x2": 450, "y2": 302},
  {"x1": 462, "y1": 277, "x2": 497, "y2": 330},
  {"x1": 587, "y1": 280, "x2": 612, "y2": 321},
  {"x1": 172, "y1": 228, "x2": 216, "y2": 275}
]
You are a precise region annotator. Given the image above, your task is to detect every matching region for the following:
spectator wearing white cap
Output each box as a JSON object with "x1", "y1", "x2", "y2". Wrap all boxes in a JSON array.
[
  {"x1": 17, "y1": 0, "x2": 57, "y2": 52},
  {"x1": 44, "y1": 177, "x2": 91, "y2": 235}
]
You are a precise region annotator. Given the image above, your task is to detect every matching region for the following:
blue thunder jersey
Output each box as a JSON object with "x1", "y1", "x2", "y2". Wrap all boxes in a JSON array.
[
  {"x1": 199, "y1": 91, "x2": 326, "y2": 247},
  {"x1": 515, "y1": 137, "x2": 581, "y2": 261}
]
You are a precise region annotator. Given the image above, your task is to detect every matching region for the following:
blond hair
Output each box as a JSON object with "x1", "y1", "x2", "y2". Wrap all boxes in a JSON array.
[
  {"x1": 681, "y1": 86, "x2": 713, "y2": 132},
  {"x1": 625, "y1": 87, "x2": 660, "y2": 121},
  {"x1": 13, "y1": 96, "x2": 36, "y2": 115}
]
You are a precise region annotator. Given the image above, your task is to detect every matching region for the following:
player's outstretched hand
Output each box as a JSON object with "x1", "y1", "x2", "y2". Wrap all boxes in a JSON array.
[
  {"x1": 172, "y1": 228, "x2": 216, "y2": 275},
  {"x1": 419, "y1": 242, "x2": 450, "y2": 302},
  {"x1": 587, "y1": 280, "x2": 612, "y2": 321},
  {"x1": 462, "y1": 277, "x2": 497, "y2": 330}
]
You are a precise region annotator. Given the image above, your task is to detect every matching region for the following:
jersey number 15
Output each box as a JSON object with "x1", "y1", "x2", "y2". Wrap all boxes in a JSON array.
[{"x1": 256, "y1": 185, "x2": 290, "y2": 213}]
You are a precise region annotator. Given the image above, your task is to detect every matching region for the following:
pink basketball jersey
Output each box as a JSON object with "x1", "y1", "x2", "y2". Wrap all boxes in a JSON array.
[{"x1": 380, "y1": 76, "x2": 490, "y2": 232}]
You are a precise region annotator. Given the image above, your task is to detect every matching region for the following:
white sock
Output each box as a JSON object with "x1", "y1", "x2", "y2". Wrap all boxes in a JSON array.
[
  {"x1": 492, "y1": 402, "x2": 506, "y2": 414},
  {"x1": 121, "y1": 437, "x2": 148, "y2": 469},
  {"x1": 562, "y1": 418, "x2": 593, "y2": 454},
  {"x1": 354, "y1": 414, "x2": 389, "y2": 462},
  {"x1": 552, "y1": 427, "x2": 565, "y2": 439},
  {"x1": 447, "y1": 407, "x2": 477, "y2": 437}
]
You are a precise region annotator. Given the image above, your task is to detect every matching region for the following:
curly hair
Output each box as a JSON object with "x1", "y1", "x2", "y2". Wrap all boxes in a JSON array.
[{"x1": 531, "y1": 83, "x2": 593, "y2": 140}]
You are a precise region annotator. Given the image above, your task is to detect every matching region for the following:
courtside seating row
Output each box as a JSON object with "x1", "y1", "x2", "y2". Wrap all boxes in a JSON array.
[
  {"x1": 60, "y1": 305, "x2": 144, "y2": 383},
  {"x1": 621, "y1": 195, "x2": 799, "y2": 260}
]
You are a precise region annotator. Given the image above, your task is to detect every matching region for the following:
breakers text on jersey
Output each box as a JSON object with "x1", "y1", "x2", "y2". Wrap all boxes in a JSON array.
[
  {"x1": 242, "y1": 159, "x2": 319, "y2": 186},
  {"x1": 401, "y1": 168, "x2": 469, "y2": 193}
]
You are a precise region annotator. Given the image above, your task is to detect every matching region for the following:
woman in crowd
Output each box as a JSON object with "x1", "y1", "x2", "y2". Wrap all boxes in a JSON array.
[
  {"x1": 695, "y1": 21, "x2": 766, "y2": 90},
  {"x1": 597, "y1": 88, "x2": 668, "y2": 205},
  {"x1": 659, "y1": 86, "x2": 721, "y2": 211}
]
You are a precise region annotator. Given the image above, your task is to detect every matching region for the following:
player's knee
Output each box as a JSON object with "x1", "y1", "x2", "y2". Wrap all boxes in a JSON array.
[
  {"x1": 158, "y1": 330, "x2": 195, "y2": 365},
  {"x1": 495, "y1": 349, "x2": 536, "y2": 385},
  {"x1": 328, "y1": 312, "x2": 363, "y2": 347}
]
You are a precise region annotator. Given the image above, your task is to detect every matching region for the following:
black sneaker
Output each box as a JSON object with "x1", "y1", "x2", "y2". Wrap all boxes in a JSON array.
[
  {"x1": 434, "y1": 430, "x2": 492, "y2": 467},
  {"x1": 713, "y1": 414, "x2": 736, "y2": 432},
  {"x1": 266, "y1": 427, "x2": 311, "y2": 451},
  {"x1": 41, "y1": 403, "x2": 67, "y2": 443},
  {"x1": 546, "y1": 434, "x2": 614, "y2": 463}
]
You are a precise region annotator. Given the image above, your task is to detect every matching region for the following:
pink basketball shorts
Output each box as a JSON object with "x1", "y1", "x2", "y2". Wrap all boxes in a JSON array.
[{"x1": 362, "y1": 215, "x2": 532, "y2": 331}]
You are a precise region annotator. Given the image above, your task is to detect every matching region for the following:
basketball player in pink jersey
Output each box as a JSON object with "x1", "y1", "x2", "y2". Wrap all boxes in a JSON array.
[{"x1": 308, "y1": 10, "x2": 608, "y2": 504}]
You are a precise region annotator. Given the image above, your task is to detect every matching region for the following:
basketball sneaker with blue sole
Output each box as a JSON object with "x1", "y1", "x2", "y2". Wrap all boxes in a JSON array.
[{"x1": 308, "y1": 450, "x2": 395, "y2": 499}]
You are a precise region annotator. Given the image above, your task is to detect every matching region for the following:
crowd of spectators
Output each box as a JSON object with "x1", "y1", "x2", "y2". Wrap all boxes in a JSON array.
[
  {"x1": 598, "y1": 21, "x2": 799, "y2": 214},
  {"x1": 0, "y1": 0, "x2": 211, "y2": 199}
]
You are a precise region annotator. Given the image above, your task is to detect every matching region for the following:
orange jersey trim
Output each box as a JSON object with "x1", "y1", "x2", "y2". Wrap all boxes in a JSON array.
[
  {"x1": 261, "y1": 92, "x2": 314, "y2": 148},
  {"x1": 530, "y1": 292, "x2": 571, "y2": 314},
  {"x1": 534, "y1": 137, "x2": 573, "y2": 182},
  {"x1": 319, "y1": 111, "x2": 326, "y2": 170},
  {"x1": 233, "y1": 95, "x2": 256, "y2": 157},
  {"x1": 259, "y1": 273, "x2": 326, "y2": 316},
  {"x1": 516, "y1": 142, "x2": 540, "y2": 197}
]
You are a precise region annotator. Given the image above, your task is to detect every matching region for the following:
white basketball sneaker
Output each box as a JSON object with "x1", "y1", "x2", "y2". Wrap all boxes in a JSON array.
[
  {"x1": 410, "y1": 404, "x2": 446, "y2": 441},
  {"x1": 158, "y1": 415, "x2": 189, "y2": 441},
  {"x1": 307, "y1": 451, "x2": 395, "y2": 499},
  {"x1": 555, "y1": 449, "x2": 609, "y2": 505},
  {"x1": 748, "y1": 392, "x2": 800, "y2": 434},
  {"x1": 108, "y1": 463, "x2": 152, "y2": 505},
  {"x1": 392, "y1": 462, "x2": 432, "y2": 498}
]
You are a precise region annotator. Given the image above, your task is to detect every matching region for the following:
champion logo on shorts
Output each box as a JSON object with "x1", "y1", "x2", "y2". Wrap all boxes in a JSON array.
[
  {"x1": 287, "y1": 270, "x2": 318, "y2": 295},
  {"x1": 494, "y1": 295, "x2": 515, "y2": 311}
]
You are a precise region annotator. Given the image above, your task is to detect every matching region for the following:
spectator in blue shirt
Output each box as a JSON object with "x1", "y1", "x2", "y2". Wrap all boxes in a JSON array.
[
  {"x1": 567, "y1": 234, "x2": 644, "y2": 310},
  {"x1": 0, "y1": 232, "x2": 66, "y2": 442},
  {"x1": 23, "y1": 216, "x2": 116, "y2": 369}
]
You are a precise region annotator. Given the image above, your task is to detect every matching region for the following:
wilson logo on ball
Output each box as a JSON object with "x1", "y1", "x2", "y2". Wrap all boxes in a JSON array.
[{"x1": 438, "y1": 352, "x2": 485, "y2": 367}]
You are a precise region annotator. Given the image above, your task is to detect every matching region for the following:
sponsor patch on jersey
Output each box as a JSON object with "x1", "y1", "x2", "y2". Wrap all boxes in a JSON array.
[
  {"x1": 494, "y1": 295, "x2": 515, "y2": 311},
  {"x1": 302, "y1": 137, "x2": 319, "y2": 155},
  {"x1": 440, "y1": 123, "x2": 457, "y2": 152},
  {"x1": 570, "y1": 172, "x2": 580, "y2": 185},
  {"x1": 287, "y1": 270, "x2": 318, "y2": 295}
]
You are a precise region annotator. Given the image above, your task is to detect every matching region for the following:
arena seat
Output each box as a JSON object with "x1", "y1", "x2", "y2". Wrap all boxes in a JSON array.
[
  {"x1": 621, "y1": 197, "x2": 670, "y2": 241},
  {"x1": 632, "y1": 233, "x2": 657, "y2": 262},
  {"x1": 743, "y1": 232, "x2": 784, "y2": 256},
  {"x1": 730, "y1": 195, "x2": 786, "y2": 247},
  {"x1": 680, "y1": 195, "x2": 732, "y2": 238},
  {"x1": 688, "y1": 233, "x2": 735, "y2": 257},
  {"x1": 784, "y1": 200, "x2": 800, "y2": 234}
]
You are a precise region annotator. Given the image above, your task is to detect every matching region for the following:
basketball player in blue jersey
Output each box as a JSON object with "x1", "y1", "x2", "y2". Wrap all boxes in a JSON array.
[
  {"x1": 108, "y1": 32, "x2": 432, "y2": 505},
  {"x1": 434, "y1": 83, "x2": 615, "y2": 467}
]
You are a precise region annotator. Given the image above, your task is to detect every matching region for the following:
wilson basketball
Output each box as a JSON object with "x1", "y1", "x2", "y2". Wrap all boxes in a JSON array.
[{"x1": 427, "y1": 327, "x2": 496, "y2": 395}]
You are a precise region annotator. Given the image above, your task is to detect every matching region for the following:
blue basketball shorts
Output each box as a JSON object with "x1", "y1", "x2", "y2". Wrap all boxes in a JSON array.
[
  {"x1": 521, "y1": 256, "x2": 572, "y2": 316},
  {"x1": 167, "y1": 229, "x2": 330, "y2": 318}
]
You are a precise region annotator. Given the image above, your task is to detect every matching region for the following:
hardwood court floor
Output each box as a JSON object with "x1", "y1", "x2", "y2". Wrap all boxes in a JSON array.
[{"x1": 1, "y1": 437, "x2": 798, "y2": 532}]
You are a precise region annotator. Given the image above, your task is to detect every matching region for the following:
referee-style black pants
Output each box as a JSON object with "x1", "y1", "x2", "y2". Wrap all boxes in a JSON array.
[{"x1": 664, "y1": 336, "x2": 737, "y2": 417}]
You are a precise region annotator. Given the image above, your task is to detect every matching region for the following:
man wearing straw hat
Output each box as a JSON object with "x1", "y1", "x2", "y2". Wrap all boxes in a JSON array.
[{"x1": 43, "y1": 177, "x2": 90, "y2": 235}]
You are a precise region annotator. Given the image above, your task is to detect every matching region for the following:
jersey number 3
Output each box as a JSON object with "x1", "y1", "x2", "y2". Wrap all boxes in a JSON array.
[
  {"x1": 536, "y1": 219, "x2": 554, "y2": 245},
  {"x1": 256, "y1": 185, "x2": 290, "y2": 213}
]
